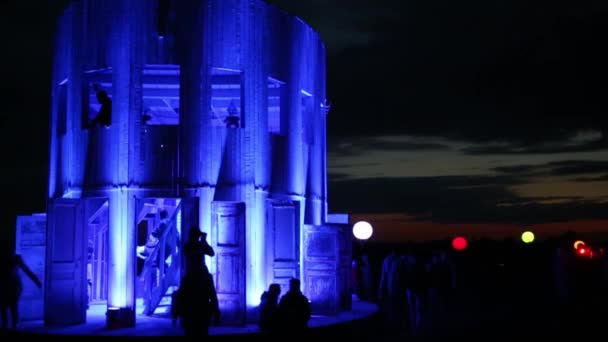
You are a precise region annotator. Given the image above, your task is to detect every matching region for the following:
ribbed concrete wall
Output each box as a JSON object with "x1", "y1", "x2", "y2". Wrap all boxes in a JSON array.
[{"x1": 48, "y1": 0, "x2": 339, "y2": 324}]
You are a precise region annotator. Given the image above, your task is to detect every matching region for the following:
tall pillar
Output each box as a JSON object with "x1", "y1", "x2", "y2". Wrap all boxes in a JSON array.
[
  {"x1": 176, "y1": 0, "x2": 216, "y2": 260},
  {"x1": 305, "y1": 36, "x2": 325, "y2": 226},
  {"x1": 316, "y1": 41, "x2": 328, "y2": 225},
  {"x1": 106, "y1": 189, "x2": 135, "y2": 319},
  {"x1": 241, "y1": 0, "x2": 268, "y2": 310},
  {"x1": 65, "y1": 3, "x2": 85, "y2": 195},
  {"x1": 283, "y1": 22, "x2": 305, "y2": 196},
  {"x1": 106, "y1": 0, "x2": 143, "y2": 325}
]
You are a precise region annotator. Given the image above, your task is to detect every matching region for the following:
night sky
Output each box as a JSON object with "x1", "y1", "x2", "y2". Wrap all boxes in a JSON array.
[{"x1": 2, "y1": 0, "x2": 608, "y2": 242}]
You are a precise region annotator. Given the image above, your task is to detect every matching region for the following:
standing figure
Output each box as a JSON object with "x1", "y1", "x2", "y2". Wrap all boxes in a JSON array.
[
  {"x1": 0, "y1": 249, "x2": 42, "y2": 330},
  {"x1": 137, "y1": 210, "x2": 170, "y2": 264},
  {"x1": 258, "y1": 283, "x2": 281, "y2": 333},
  {"x1": 183, "y1": 227, "x2": 215, "y2": 275},
  {"x1": 277, "y1": 278, "x2": 311, "y2": 333},
  {"x1": 378, "y1": 249, "x2": 408, "y2": 336},
  {"x1": 89, "y1": 83, "x2": 112, "y2": 128},
  {"x1": 171, "y1": 227, "x2": 219, "y2": 337}
]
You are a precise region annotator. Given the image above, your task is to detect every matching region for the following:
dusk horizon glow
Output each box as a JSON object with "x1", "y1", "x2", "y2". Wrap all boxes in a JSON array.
[{"x1": 3, "y1": 0, "x2": 608, "y2": 244}]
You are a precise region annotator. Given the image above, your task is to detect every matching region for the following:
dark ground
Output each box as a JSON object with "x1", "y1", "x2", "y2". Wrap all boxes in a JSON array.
[{"x1": 5, "y1": 239, "x2": 607, "y2": 341}]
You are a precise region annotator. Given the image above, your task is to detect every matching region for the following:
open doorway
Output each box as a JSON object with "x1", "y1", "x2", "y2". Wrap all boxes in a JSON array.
[
  {"x1": 135, "y1": 198, "x2": 181, "y2": 317},
  {"x1": 130, "y1": 197, "x2": 198, "y2": 318},
  {"x1": 85, "y1": 199, "x2": 110, "y2": 321},
  {"x1": 45, "y1": 197, "x2": 110, "y2": 326},
  {"x1": 134, "y1": 198, "x2": 184, "y2": 317}
]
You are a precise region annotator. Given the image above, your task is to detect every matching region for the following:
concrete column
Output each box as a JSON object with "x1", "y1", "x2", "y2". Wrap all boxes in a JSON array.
[
  {"x1": 176, "y1": 0, "x2": 207, "y2": 230},
  {"x1": 106, "y1": 0, "x2": 143, "y2": 325},
  {"x1": 241, "y1": 0, "x2": 268, "y2": 312},
  {"x1": 283, "y1": 21, "x2": 304, "y2": 196}
]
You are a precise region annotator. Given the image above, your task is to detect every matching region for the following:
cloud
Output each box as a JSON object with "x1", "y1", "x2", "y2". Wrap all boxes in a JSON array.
[
  {"x1": 328, "y1": 175, "x2": 608, "y2": 224},
  {"x1": 319, "y1": 0, "x2": 608, "y2": 146},
  {"x1": 328, "y1": 174, "x2": 521, "y2": 215},
  {"x1": 327, "y1": 172, "x2": 352, "y2": 181},
  {"x1": 549, "y1": 161, "x2": 608, "y2": 176},
  {"x1": 329, "y1": 135, "x2": 450, "y2": 157},
  {"x1": 461, "y1": 131, "x2": 607, "y2": 155},
  {"x1": 573, "y1": 174, "x2": 608, "y2": 182},
  {"x1": 493, "y1": 160, "x2": 608, "y2": 178}
]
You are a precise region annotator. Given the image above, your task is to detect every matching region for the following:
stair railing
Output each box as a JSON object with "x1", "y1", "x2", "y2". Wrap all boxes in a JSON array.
[{"x1": 141, "y1": 205, "x2": 181, "y2": 315}]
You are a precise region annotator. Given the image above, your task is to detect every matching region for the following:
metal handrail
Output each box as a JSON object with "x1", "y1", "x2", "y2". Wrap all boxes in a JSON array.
[{"x1": 141, "y1": 205, "x2": 181, "y2": 315}]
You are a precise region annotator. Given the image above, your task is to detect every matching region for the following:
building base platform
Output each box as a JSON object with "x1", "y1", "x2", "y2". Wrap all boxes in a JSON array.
[{"x1": 14, "y1": 297, "x2": 377, "y2": 338}]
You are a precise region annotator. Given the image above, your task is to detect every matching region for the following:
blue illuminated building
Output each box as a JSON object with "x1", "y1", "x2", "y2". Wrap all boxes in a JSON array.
[{"x1": 18, "y1": 0, "x2": 352, "y2": 329}]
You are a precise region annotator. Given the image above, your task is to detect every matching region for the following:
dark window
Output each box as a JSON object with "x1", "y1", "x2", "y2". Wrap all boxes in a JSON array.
[
  {"x1": 268, "y1": 78, "x2": 284, "y2": 134},
  {"x1": 157, "y1": 0, "x2": 170, "y2": 37},
  {"x1": 210, "y1": 69, "x2": 243, "y2": 128}
]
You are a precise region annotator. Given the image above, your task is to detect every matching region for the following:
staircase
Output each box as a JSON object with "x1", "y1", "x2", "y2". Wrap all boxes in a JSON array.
[
  {"x1": 151, "y1": 285, "x2": 179, "y2": 317},
  {"x1": 140, "y1": 203, "x2": 182, "y2": 316}
]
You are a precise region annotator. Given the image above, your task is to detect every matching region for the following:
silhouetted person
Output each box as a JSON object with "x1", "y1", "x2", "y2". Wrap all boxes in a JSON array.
[
  {"x1": 172, "y1": 227, "x2": 219, "y2": 337},
  {"x1": 552, "y1": 245, "x2": 571, "y2": 309},
  {"x1": 277, "y1": 278, "x2": 311, "y2": 333},
  {"x1": 137, "y1": 210, "x2": 170, "y2": 260},
  {"x1": 224, "y1": 101, "x2": 240, "y2": 128},
  {"x1": 408, "y1": 253, "x2": 429, "y2": 336},
  {"x1": 183, "y1": 226, "x2": 215, "y2": 275},
  {"x1": 137, "y1": 210, "x2": 171, "y2": 281},
  {"x1": 351, "y1": 259, "x2": 359, "y2": 295},
  {"x1": 0, "y1": 249, "x2": 41, "y2": 330},
  {"x1": 224, "y1": 115, "x2": 240, "y2": 128},
  {"x1": 172, "y1": 269, "x2": 219, "y2": 337},
  {"x1": 378, "y1": 249, "x2": 408, "y2": 336},
  {"x1": 153, "y1": 210, "x2": 173, "y2": 266},
  {"x1": 153, "y1": 210, "x2": 169, "y2": 236},
  {"x1": 142, "y1": 112, "x2": 152, "y2": 125},
  {"x1": 90, "y1": 83, "x2": 111, "y2": 128},
  {"x1": 428, "y1": 251, "x2": 455, "y2": 320},
  {"x1": 359, "y1": 254, "x2": 374, "y2": 301},
  {"x1": 258, "y1": 283, "x2": 281, "y2": 333}
]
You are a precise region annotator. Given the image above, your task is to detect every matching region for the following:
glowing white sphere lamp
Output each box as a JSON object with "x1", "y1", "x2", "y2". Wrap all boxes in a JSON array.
[{"x1": 353, "y1": 221, "x2": 373, "y2": 240}]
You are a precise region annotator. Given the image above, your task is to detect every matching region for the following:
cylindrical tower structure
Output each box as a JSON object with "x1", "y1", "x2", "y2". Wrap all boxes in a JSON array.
[{"x1": 47, "y1": 0, "x2": 340, "y2": 327}]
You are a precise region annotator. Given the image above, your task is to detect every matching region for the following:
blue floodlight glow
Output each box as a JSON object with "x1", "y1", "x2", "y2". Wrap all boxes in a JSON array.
[
  {"x1": 41, "y1": 0, "x2": 347, "y2": 327},
  {"x1": 247, "y1": 197, "x2": 266, "y2": 308},
  {"x1": 108, "y1": 191, "x2": 129, "y2": 308}
]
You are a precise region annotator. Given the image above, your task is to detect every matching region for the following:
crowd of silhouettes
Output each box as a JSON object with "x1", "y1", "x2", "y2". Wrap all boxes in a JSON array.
[
  {"x1": 375, "y1": 248, "x2": 456, "y2": 337},
  {"x1": 353, "y1": 234, "x2": 608, "y2": 338},
  {"x1": 7, "y1": 215, "x2": 608, "y2": 339}
]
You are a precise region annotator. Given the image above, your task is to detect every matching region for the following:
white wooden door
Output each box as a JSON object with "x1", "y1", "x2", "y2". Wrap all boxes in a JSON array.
[
  {"x1": 45, "y1": 198, "x2": 87, "y2": 326},
  {"x1": 211, "y1": 201, "x2": 246, "y2": 326},
  {"x1": 267, "y1": 200, "x2": 300, "y2": 292}
]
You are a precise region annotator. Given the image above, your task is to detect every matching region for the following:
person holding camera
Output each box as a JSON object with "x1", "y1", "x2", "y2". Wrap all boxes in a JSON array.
[
  {"x1": 183, "y1": 227, "x2": 214, "y2": 274},
  {"x1": 172, "y1": 226, "x2": 219, "y2": 336}
]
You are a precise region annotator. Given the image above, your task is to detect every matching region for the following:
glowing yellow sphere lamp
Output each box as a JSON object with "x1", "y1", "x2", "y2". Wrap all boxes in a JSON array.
[{"x1": 521, "y1": 231, "x2": 535, "y2": 243}]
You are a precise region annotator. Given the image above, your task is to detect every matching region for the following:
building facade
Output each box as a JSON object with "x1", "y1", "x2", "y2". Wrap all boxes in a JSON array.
[{"x1": 37, "y1": 0, "x2": 351, "y2": 328}]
